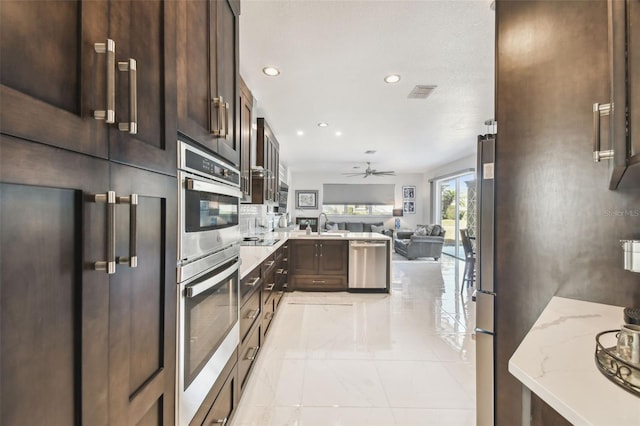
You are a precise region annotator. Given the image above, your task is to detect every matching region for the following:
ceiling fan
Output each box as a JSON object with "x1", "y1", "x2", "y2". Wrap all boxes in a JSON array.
[{"x1": 342, "y1": 162, "x2": 396, "y2": 178}]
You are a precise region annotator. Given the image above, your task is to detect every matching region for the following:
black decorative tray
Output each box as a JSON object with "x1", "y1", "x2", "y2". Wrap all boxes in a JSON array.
[{"x1": 595, "y1": 330, "x2": 640, "y2": 397}]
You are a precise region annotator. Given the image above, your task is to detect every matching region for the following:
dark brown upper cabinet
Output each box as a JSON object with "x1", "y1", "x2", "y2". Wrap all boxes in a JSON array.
[
  {"x1": 239, "y1": 76, "x2": 253, "y2": 202},
  {"x1": 177, "y1": 0, "x2": 241, "y2": 167},
  {"x1": 252, "y1": 118, "x2": 280, "y2": 204},
  {"x1": 596, "y1": 0, "x2": 640, "y2": 189},
  {"x1": 0, "y1": 0, "x2": 177, "y2": 176},
  {"x1": 0, "y1": 0, "x2": 109, "y2": 158}
]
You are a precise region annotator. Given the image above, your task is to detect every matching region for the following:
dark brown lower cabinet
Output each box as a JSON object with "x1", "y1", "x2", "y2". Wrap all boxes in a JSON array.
[
  {"x1": 188, "y1": 350, "x2": 239, "y2": 426},
  {"x1": 238, "y1": 321, "x2": 262, "y2": 390},
  {"x1": 0, "y1": 135, "x2": 177, "y2": 425},
  {"x1": 108, "y1": 163, "x2": 177, "y2": 425},
  {"x1": 1, "y1": 135, "x2": 110, "y2": 425},
  {"x1": 289, "y1": 240, "x2": 348, "y2": 291}
]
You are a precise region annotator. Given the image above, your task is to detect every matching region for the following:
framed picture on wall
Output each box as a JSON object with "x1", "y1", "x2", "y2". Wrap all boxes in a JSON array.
[
  {"x1": 402, "y1": 186, "x2": 416, "y2": 200},
  {"x1": 295, "y1": 190, "x2": 318, "y2": 209},
  {"x1": 403, "y1": 200, "x2": 415, "y2": 214}
]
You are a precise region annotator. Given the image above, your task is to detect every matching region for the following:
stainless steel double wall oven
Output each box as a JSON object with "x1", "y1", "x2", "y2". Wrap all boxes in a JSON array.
[{"x1": 177, "y1": 140, "x2": 242, "y2": 425}]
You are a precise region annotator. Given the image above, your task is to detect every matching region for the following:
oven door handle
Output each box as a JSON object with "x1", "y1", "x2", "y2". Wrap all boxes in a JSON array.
[
  {"x1": 185, "y1": 177, "x2": 242, "y2": 198},
  {"x1": 185, "y1": 259, "x2": 240, "y2": 298}
]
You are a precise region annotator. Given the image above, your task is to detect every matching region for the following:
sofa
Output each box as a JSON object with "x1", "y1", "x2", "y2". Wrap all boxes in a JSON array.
[
  {"x1": 394, "y1": 224, "x2": 446, "y2": 260},
  {"x1": 324, "y1": 221, "x2": 393, "y2": 237}
]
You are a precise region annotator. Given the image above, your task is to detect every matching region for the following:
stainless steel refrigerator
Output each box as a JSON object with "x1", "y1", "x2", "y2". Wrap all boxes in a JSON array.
[{"x1": 475, "y1": 134, "x2": 496, "y2": 426}]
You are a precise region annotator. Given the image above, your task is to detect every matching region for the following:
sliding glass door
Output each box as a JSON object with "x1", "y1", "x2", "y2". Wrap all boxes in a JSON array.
[{"x1": 435, "y1": 172, "x2": 476, "y2": 259}]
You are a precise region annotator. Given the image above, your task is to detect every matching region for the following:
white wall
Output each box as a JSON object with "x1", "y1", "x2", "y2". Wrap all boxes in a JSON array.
[
  {"x1": 423, "y1": 153, "x2": 477, "y2": 223},
  {"x1": 289, "y1": 171, "x2": 427, "y2": 230}
]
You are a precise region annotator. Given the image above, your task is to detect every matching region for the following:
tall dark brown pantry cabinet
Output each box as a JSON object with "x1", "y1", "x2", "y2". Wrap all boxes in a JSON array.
[
  {"x1": 177, "y1": 0, "x2": 241, "y2": 167},
  {"x1": 0, "y1": 1, "x2": 178, "y2": 425}
]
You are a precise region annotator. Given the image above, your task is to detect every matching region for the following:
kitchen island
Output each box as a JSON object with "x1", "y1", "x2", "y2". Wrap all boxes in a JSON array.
[{"x1": 240, "y1": 231, "x2": 391, "y2": 290}]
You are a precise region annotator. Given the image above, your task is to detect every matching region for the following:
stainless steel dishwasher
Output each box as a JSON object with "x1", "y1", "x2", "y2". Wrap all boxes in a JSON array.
[{"x1": 348, "y1": 240, "x2": 388, "y2": 290}]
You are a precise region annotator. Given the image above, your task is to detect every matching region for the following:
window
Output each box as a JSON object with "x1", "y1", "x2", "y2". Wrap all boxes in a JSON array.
[
  {"x1": 322, "y1": 204, "x2": 393, "y2": 216},
  {"x1": 321, "y1": 184, "x2": 394, "y2": 216}
]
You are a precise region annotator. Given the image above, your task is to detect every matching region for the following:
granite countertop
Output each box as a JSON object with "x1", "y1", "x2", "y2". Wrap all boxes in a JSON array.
[
  {"x1": 509, "y1": 297, "x2": 640, "y2": 426},
  {"x1": 239, "y1": 231, "x2": 391, "y2": 279}
]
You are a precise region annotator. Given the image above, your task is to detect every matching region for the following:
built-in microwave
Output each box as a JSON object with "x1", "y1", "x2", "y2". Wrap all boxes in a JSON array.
[{"x1": 178, "y1": 141, "x2": 242, "y2": 267}]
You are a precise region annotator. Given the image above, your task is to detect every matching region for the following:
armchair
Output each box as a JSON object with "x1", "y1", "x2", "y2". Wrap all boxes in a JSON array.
[{"x1": 394, "y1": 225, "x2": 446, "y2": 260}]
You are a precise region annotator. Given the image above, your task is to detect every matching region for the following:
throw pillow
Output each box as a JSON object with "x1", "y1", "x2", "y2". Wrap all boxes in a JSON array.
[
  {"x1": 371, "y1": 225, "x2": 385, "y2": 234},
  {"x1": 326, "y1": 223, "x2": 339, "y2": 231},
  {"x1": 430, "y1": 224, "x2": 443, "y2": 236},
  {"x1": 425, "y1": 224, "x2": 434, "y2": 235},
  {"x1": 414, "y1": 226, "x2": 427, "y2": 236}
]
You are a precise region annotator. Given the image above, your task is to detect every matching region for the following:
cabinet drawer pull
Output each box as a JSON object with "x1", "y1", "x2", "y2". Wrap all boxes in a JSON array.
[
  {"x1": 93, "y1": 191, "x2": 117, "y2": 274},
  {"x1": 245, "y1": 345, "x2": 260, "y2": 361},
  {"x1": 116, "y1": 194, "x2": 138, "y2": 268},
  {"x1": 592, "y1": 102, "x2": 614, "y2": 162},
  {"x1": 211, "y1": 417, "x2": 228, "y2": 425},
  {"x1": 312, "y1": 280, "x2": 326, "y2": 284},
  {"x1": 246, "y1": 308, "x2": 260, "y2": 320},
  {"x1": 246, "y1": 277, "x2": 260, "y2": 287},
  {"x1": 264, "y1": 260, "x2": 275, "y2": 267},
  {"x1": 117, "y1": 59, "x2": 137, "y2": 134},
  {"x1": 94, "y1": 39, "x2": 116, "y2": 123},
  {"x1": 265, "y1": 283, "x2": 275, "y2": 291},
  {"x1": 275, "y1": 268, "x2": 284, "y2": 274}
]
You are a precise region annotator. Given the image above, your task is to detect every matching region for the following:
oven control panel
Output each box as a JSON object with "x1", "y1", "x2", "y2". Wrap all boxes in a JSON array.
[{"x1": 180, "y1": 141, "x2": 240, "y2": 187}]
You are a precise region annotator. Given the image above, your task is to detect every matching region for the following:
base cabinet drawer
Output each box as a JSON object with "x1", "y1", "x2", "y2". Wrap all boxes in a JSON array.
[
  {"x1": 239, "y1": 323, "x2": 261, "y2": 390},
  {"x1": 292, "y1": 275, "x2": 347, "y2": 291},
  {"x1": 201, "y1": 366, "x2": 237, "y2": 426},
  {"x1": 240, "y1": 272, "x2": 261, "y2": 305},
  {"x1": 262, "y1": 298, "x2": 275, "y2": 336},
  {"x1": 189, "y1": 352, "x2": 238, "y2": 426},
  {"x1": 240, "y1": 289, "x2": 261, "y2": 343}
]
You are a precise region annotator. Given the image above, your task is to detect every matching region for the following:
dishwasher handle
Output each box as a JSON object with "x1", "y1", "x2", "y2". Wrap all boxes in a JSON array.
[{"x1": 350, "y1": 241, "x2": 387, "y2": 248}]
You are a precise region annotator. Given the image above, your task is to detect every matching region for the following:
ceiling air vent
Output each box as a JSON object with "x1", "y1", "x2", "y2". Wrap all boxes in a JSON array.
[{"x1": 408, "y1": 85, "x2": 437, "y2": 99}]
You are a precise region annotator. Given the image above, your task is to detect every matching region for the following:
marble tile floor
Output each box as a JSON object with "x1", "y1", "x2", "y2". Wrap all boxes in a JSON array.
[{"x1": 231, "y1": 256, "x2": 476, "y2": 426}]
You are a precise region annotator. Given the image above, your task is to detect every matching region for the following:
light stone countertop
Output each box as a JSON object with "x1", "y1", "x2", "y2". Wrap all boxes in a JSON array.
[
  {"x1": 509, "y1": 296, "x2": 640, "y2": 426},
  {"x1": 239, "y1": 231, "x2": 391, "y2": 279}
]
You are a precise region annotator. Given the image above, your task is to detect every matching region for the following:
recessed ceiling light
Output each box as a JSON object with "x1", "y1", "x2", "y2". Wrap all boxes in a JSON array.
[
  {"x1": 384, "y1": 74, "x2": 401, "y2": 84},
  {"x1": 296, "y1": 130, "x2": 304, "y2": 136},
  {"x1": 317, "y1": 122, "x2": 328, "y2": 127},
  {"x1": 335, "y1": 131, "x2": 342, "y2": 136},
  {"x1": 262, "y1": 67, "x2": 280, "y2": 77}
]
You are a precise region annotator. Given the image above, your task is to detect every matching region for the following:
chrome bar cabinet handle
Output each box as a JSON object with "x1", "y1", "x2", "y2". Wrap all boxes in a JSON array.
[
  {"x1": 116, "y1": 194, "x2": 138, "y2": 268},
  {"x1": 211, "y1": 417, "x2": 228, "y2": 425},
  {"x1": 245, "y1": 346, "x2": 259, "y2": 361},
  {"x1": 118, "y1": 59, "x2": 137, "y2": 134},
  {"x1": 212, "y1": 96, "x2": 225, "y2": 136},
  {"x1": 94, "y1": 39, "x2": 116, "y2": 123},
  {"x1": 246, "y1": 309, "x2": 260, "y2": 320},
  {"x1": 246, "y1": 277, "x2": 260, "y2": 287},
  {"x1": 224, "y1": 102, "x2": 230, "y2": 137},
  {"x1": 266, "y1": 283, "x2": 275, "y2": 291},
  {"x1": 93, "y1": 191, "x2": 117, "y2": 274},
  {"x1": 592, "y1": 102, "x2": 614, "y2": 162}
]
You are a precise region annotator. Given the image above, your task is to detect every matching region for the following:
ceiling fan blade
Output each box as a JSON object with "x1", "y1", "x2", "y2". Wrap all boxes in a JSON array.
[
  {"x1": 374, "y1": 170, "x2": 395, "y2": 175},
  {"x1": 342, "y1": 173, "x2": 365, "y2": 176}
]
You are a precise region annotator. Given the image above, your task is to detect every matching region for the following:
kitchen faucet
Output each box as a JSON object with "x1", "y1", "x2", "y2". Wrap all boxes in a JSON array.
[{"x1": 317, "y1": 212, "x2": 328, "y2": 235}]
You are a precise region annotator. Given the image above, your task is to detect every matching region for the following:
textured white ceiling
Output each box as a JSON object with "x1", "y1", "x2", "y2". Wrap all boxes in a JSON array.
[{"x1": 239, "y1": 0, "x2": 495, "y2": 174}]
